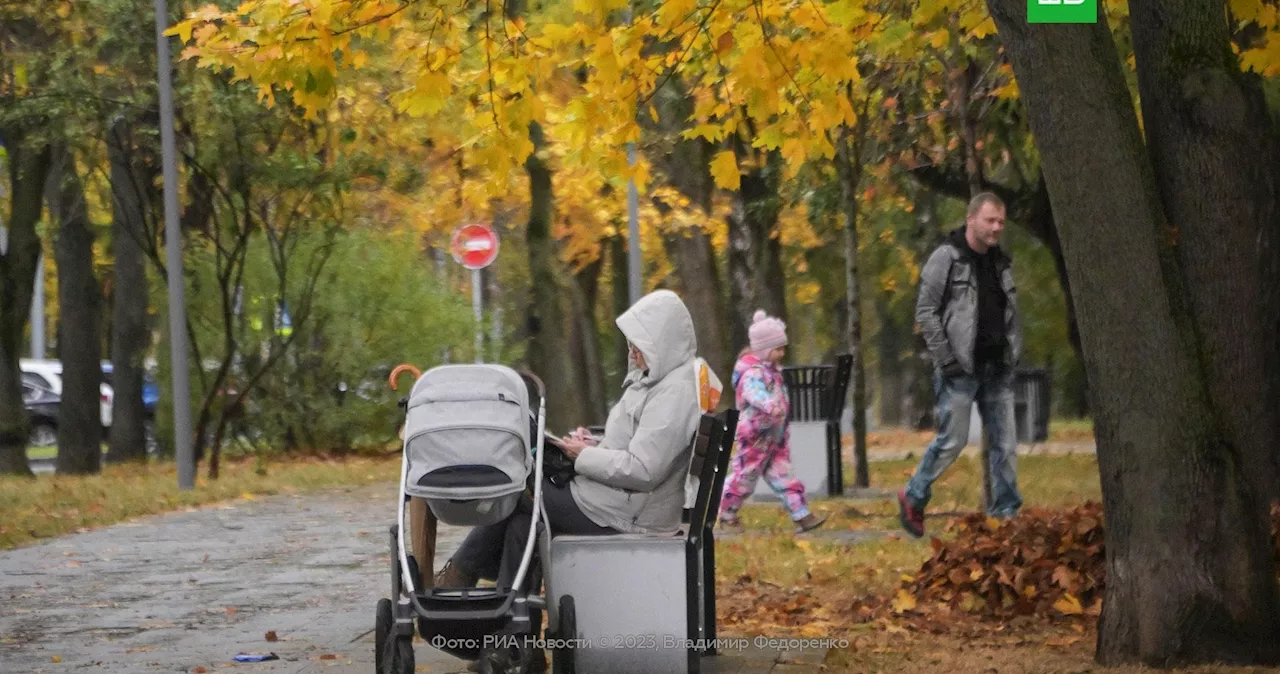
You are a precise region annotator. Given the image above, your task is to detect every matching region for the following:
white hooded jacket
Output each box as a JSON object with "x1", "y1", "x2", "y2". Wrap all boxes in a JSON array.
[{"x1": 570, "y1": 290, "x2": 702, "y2": 534}]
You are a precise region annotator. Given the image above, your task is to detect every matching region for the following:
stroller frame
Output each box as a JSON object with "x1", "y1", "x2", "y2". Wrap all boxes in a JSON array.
[{"x1": 376, "y1": 370, "x2": 559, "y2": 674}]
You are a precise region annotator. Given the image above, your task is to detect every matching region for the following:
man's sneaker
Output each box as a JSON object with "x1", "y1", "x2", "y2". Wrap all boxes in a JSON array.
[
  {"x1": 794, "y1": 513, "x2": 828, "y2": 534},
  {"x1": 897, "y1": 488, "x2": 925, "y2": 538}
]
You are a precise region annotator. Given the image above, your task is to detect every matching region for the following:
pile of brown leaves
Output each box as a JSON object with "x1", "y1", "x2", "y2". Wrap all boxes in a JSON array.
[{"x1": 852, "y1": 503, "x2": 1107, "y2": 628}]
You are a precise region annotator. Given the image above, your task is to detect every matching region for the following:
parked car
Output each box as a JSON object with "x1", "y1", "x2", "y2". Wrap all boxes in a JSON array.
[
  {"x1": 22, "y1": 379, "x2": 60, "y2": 448},
  {"x1": 20, "y1": 359, "x2": 113, "y2": 429},
  {"x1": 100, "y1": 362, "x2": 159, "y2": 417},
  {"x1": 100, "y1": 361, "x2": 161, "y2": 456}
]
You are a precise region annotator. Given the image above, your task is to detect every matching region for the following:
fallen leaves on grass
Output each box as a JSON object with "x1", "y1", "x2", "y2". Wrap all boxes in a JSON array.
[
  {"x1": 850, "y1": 504, "x2": 1107, "y2": 630},
  {"x1": 719, "y1": 575, "x2": 844, "y2": 637}
]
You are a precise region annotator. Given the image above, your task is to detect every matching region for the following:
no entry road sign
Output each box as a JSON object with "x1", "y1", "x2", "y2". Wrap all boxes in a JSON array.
[{"x1": 450, "y1": 224, "x2": 499, "y2": 270}]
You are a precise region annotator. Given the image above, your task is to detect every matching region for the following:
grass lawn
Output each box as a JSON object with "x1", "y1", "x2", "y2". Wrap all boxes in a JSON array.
[
  {"x1": 716, "y1": 453, "x2": 1104, "y2": 601},
  {"x1": 0, "y1": 454, "x2": 399, "y2": 550},
  {"x1": 717, "y1": 451, "x2": 1117, "y2": 673}
]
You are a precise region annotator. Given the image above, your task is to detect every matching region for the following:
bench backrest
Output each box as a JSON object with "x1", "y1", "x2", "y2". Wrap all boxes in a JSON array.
[
  {"x1": 703, "y1": 409, "x2": 738, "y2": 532},
  {"x1": 684, "y1": 415, "x2": 723, "y2": 540},
  {"x1": 684, "y1": 410, "x2": 739, "y2": 541}
]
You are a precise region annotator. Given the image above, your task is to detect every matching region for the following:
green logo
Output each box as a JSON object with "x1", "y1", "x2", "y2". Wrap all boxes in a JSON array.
[{"x1": 1027, "y1": 0, "x2": 1098, "y2": 23}]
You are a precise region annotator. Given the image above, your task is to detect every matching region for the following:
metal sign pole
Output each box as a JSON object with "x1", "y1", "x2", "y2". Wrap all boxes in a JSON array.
[
  {"x1": 155, "y1": 0, "x2": 194, "y2": 490},
  {"x1": 472, "y1": 268, "x2": 483, "y2": 364}
]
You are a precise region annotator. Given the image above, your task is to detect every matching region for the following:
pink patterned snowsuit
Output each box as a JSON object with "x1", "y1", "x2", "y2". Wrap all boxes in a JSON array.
[{"x1": 718, "y1": 352, "x2": 811, "y2": 521}]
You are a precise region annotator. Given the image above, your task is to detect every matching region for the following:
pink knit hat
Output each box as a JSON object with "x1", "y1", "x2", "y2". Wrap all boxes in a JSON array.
[{"x1": 749, "y1": 310, "x2": 788, "y2": 356}]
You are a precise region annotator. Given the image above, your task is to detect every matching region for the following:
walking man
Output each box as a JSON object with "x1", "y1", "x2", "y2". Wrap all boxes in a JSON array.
[{"x1": 898, "y1": 192, "x2": 1023, "y2": 538}]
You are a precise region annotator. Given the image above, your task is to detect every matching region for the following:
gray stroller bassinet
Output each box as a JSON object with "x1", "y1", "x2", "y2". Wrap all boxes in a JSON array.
[
  {"x1": 403, "y1": 364, "x2": 533, "y2": 526},
  {"x1": 376, "y1": 364, "x2": 567, "y2": 674}
]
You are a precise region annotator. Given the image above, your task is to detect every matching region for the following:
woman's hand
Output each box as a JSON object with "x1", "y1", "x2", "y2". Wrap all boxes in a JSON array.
[
  {"x1": 568, "y1": 427, "x2": 600, "y2": 446},
  {"x1": 559, "y1": 437, "x2": 590, "y2": 459}
]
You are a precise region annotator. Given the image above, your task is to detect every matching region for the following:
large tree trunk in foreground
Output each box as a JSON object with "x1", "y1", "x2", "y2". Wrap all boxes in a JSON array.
[
  {"x1": 524, "y1": 122, "x2": 585, "y2": 431},
  {"x1": 987, "y1": 0, "x2": 1280, "y2": 665},
  {"x1": 106, "y1": 121, "x2": 152, "y2": 463},
  {"x1": 0, "y1": 138, "x2": 51, "y2": 476},
  {"x1": 47, "y1": 149, "x2": 103, "y2": 475},
  {"x1": 1128, "y1": 0, "x2": 1280, "y2": 510}
]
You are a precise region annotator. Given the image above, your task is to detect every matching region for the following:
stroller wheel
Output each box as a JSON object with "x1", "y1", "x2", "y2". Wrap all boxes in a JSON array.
[
  {"x1": 374, "y1": 599, "x2": 393, "y2": 672},
  {"x1": 381, "y1": 634, "x2": 414, "y2": 674},
  {"x1": 553, "y1": 596, "x2": 575, "y2": 674}
]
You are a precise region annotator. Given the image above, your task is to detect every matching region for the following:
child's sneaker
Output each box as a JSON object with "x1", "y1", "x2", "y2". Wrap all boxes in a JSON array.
[
  {"x1": 718, "y1": 515, "x2": 745, "y2": 534},
  {"x1": 794, "y1": 513, "x2": 828, "y2": 534}
]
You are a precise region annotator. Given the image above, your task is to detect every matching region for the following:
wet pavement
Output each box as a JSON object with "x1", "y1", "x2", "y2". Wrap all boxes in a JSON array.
[{"x1": 1, "y1": 484, "x2": 829, "y2": 674}]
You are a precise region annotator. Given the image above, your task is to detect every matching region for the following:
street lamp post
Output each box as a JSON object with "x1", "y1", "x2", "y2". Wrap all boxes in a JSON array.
[{"x1": 154, "y1": 0, "x2": 195, "y2": 489}]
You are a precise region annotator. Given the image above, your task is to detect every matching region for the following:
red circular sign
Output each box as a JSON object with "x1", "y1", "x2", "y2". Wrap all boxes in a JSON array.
[{"x1": 450, "y1": 224, "x2": 500, "y2": 270}]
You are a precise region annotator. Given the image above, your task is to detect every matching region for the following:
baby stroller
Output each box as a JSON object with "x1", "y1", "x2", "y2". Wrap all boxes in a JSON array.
[{"x1": 374, "y1": 364, "x2": 571, "y2": 674}]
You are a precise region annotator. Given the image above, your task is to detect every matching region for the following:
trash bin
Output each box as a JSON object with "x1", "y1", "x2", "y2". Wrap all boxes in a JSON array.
[
  {"x1": 1015, "y1": 368, "x2": 1051, "y2": 443},
  {"x1": 965, "y1": 367, "x2": 1052, "y2": 445},
  {"x1": 749, "y1": 355, "x2": 852, "y2": 500}
]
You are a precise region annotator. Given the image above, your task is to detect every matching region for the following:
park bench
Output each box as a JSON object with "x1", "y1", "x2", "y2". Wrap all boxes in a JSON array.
[{"x1": 544, "y1": 409, "x2": 739, "y2": 674}]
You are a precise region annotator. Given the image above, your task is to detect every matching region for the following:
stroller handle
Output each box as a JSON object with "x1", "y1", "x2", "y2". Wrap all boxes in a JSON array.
[
  {"x1": 388, "y1": 364, "x2": 422, "y2": 391},
  {"x1": 517, "y1": 370, "x2": 546, "y2": 400}
]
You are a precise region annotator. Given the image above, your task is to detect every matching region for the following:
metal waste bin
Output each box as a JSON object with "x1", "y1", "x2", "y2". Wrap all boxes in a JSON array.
[
  {"x1": 1014, "y1": 368, "x2": 1051, "y2": 443},
  {"x1": 746, "y1": 354, "x2": 851, "y2": 498}
]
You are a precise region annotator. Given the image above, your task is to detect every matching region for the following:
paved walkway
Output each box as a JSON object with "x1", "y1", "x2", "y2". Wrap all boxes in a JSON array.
[{"x1": 1, "y1": 484, "x2": 827, "y2": 673}]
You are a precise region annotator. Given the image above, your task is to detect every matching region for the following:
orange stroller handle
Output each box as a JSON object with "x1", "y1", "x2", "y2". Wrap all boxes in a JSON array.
[{"x1": 388, "y1": 364, "x2": 422, "y2": 391}]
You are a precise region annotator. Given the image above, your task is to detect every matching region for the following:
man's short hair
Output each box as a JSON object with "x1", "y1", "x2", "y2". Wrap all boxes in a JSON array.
[{"x1": 966, "y1": 192, "x2": 1005, "y2": 218}]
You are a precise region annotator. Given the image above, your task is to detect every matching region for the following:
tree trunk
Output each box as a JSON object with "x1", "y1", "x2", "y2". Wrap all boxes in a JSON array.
[
  {"x1": 572, "y1": 255, "x2": 608, "y2": 424},
  {"x1": 875, "y1": 294, "x2": 903, "y2": 427},
  {"x1": 986, "y1": 0, "x2": 1280, "y2": 664},
  {"x1": 656, "y1": 93, "x2": 729, "y2": 377},
  {"x1": 524, "y1": 122, "x2": 585, "y2": 431},
  {"x1": 47, "y1": 149, "x2": 103, "y2": 475},
  {"x1": 608, "y1": 233, "x2": 629, "y2": 393},
  {"x1": 726, "y1": 189, "x2": 756, "y2": 352},
  {"x1": 1128, "y1": 0, "x2": 1280, "y2": 509},
  {"x1": 0, "y1": 137, "x2": 50, "y2": 476},
  {"x1": 837, "y1": 126, "x2": 870, "y2": 489},
  {"x1": 904, "y1": 180, "x2": 940, "y2": 429},
  {"x1": 728, "y1": 139, "x2": 787, "y2": 346},
  {"x1": 106, "y1": 121, "x2": 152, "y2": 463},
  {"x1": 947, "y1": 54, "x2": 984, "y2": 194}
]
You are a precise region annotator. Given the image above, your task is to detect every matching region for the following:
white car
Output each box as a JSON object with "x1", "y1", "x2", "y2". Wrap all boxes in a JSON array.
[{"x1": 20, "y1": 359, "x2": 114, "y2": 429}]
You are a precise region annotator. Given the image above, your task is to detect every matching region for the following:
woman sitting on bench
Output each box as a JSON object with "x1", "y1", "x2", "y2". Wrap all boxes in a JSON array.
[{"x1": 435, "y1": 290, "x2": 704, "y2": 589}]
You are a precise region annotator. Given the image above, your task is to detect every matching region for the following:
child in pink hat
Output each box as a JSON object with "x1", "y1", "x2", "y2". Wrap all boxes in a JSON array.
[{"x1": 718, "y1": 311, "x2": 828, "y2": 534}]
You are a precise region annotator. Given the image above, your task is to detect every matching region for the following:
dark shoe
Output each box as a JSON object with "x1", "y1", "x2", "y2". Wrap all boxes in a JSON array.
[
  {"x1": 794, "y1": 513, "x2": 828, "y2": 534},
  {"x1": 433, "y1": 559, "x2": 477, "y2": 588},
  {"x1": 897, "y1": 488, "x2": 925, "y2": 538},
  {"x1": 718, "y1": 515, "x2": 745, "y2": 534}
]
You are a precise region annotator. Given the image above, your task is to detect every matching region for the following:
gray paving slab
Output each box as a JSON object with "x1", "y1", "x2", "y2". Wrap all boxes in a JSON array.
[{"x1": 1, "y1": 482, "x2": 831, "y2": 674}]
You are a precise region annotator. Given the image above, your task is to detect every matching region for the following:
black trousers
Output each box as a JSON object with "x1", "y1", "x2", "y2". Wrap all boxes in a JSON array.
[{"x1": 450, "y1": 476, "x2": 617, "y2": 589}]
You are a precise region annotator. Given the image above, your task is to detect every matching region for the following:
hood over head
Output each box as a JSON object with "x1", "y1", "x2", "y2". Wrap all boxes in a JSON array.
[{"x1": 615, "y1": 290, "x2": 697, "y2": 382}]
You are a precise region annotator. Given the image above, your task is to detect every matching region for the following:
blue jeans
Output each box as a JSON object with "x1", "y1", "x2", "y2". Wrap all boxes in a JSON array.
[{"x1": 904, "y1": 361, "x2": 1023, "y2": 517}]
